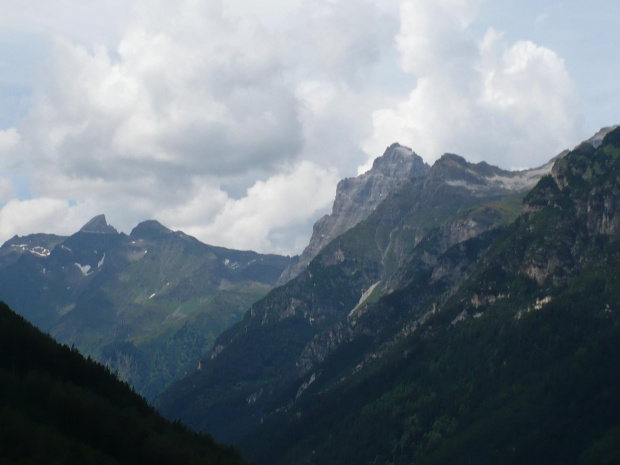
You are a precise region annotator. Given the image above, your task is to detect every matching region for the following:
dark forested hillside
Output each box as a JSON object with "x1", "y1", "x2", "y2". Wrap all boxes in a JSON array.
[
  {"x1": 0, "y1": 301, "x2": 247, "y2": 465},
  {"x1": 157, "y1": 141, "x2": 554, "y2": 444},
  {"x1": 159, "y1": 127, "x2": 620, "y2": 465},
  {"x1": 240, "y1": 128, "x2": 620, "y2": 464},
  {"x1": 244, "y1": 246, "x2": 620, "y2": 464}
]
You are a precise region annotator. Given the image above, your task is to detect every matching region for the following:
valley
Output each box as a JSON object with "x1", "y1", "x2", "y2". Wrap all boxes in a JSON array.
[{"x1": 2, "y1": 126, "x2": 619, "y2": 464}]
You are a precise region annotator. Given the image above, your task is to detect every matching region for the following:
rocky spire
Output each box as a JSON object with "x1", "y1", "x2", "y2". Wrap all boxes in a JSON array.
[{"x1": 79, "y1": 215, "x2": 118, "y2": 234}]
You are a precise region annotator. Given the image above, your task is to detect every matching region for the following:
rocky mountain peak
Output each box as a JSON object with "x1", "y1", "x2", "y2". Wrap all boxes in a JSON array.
[
  {"x1": 371, "y1": 143, "x2": 428, "y2": 179},
  {"x1": 584, "y1": 125, "x2": 620, "y2": 148},
  {"x1": 279, "y1": 143, "x2": 563, "y2": 287},
  {"x1": 277, "y1": 144, "x2": 430, "y2": 284},
  {"x1": 129, "y1": 220, "x2": 173, "y2": 240},
  {"x1": 437, "y1": 152, "x2": 468, "y2": 165},
  {"x1": 79, "y1": 215, "x2": 118, "y2": 234}
]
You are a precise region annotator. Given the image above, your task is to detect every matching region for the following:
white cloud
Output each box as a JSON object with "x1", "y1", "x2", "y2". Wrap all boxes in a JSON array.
[
  {"x1": 396, "y1": 0, "x2": 483, "y2": 76},
  {"x1": 0, "y1": 198, "x2": 83, "y2": 239},
  {"x1": 0, "y1": 130, "x2": 22, "y2": 201},
  {"x1": 0, "y1": 0, "x2": 132, "y2": 48},
  {"x1": 159, "y1": 161, "x2": 339, "y2": 254},
  {"x1": 0, "y1": 178, "x2": 15, "y2": 203},
  {"x1": 0, "y1": 128, "x2": 20, "y2": 157},
  {"x1": 0, "y1": 0, "x2": 398, "y2": 253},
  {"x1": 21, "y1": 3, "x2": 302, "y2": 194},
  {"x1": 291, "y1": 0, "x2": 396, "y2": 88},
  {"x1": 0, "y1": 0, "x2": 590, "y2": 254},
  {"x1": 364, "y1": 0, "x2": 581, "y2": 169}
]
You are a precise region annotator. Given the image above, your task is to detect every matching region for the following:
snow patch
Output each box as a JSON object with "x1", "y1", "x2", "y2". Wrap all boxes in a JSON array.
[
  {"x1": 149, "y1": 293, "x2": 156, "y2": 299},
  {"x1": 224, "y1": 259, "x2": 240, "y2": 270},
  {"x1": 97, "y1": 253, "x2": 106, "y2": 268},
  {"x1": 11, "y1": 244, "x2": 51, "y2": 257},
  {"x1": 74, "y1": 263, "x2": 92, "y2": 276},
  {"x1": 30, "y1": 246, "x2": 50, "y2": 257}
]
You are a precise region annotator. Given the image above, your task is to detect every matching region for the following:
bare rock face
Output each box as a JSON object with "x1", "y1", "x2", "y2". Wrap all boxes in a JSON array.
[
  {"x1": 278, "y1": 144, "x2": 430, "y2": 284},
  {"x1": 79, "y1": 214, "x2": 119, "y2": 234},
  {"x1": 583, "y1": 125, "x2": 620, "y2": 148}
]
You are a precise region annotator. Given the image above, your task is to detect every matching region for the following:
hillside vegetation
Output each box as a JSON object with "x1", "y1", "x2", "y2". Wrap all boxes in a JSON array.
[
  {"x1": 0, "y1": 301, "x2": 247, "y2": 465},
  {"x1": 159, "y1": 128, "x2": 620, "y2": 464}
]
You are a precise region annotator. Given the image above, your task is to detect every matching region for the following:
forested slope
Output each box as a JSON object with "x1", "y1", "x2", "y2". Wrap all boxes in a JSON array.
[{"x1": 0, "y1": 301, "x2": 247, "y2": 465}]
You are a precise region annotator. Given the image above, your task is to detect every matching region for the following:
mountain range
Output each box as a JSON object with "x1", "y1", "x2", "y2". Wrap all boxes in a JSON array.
[
  {"x1": 2, "y1": 125, "x2": 619, "y2": 464},
  {"x1": 0, "y1": 216, "x2": 293, "y2": 399},
  {"x1": 157, "y1": 126, "x2": 620, "y2": 464}
]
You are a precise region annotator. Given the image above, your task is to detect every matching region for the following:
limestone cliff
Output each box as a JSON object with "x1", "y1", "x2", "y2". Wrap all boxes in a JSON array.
[{"x1": 278, "y1": 144, "x2": 429, "y2": 284}]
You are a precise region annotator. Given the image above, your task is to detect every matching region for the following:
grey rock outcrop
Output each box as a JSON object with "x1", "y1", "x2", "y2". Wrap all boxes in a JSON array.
[
  {"x1": 278, "y1": 143, "x2": 430, "y2": 284},
  {"x1": 79, "y1": 214, "x2": 119, "y2": 234},
  {"x1": 584, "y1": 125, "x2": 620, "y2": 148}
]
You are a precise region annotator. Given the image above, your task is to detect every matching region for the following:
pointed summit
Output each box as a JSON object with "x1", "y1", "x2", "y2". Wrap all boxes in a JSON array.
[
  {"x1": 79, "y1": 215, "x2": 118, "y2": 234},
  {"x1": 277, "y1": 144, "x2": 430, "y2": 284},
  {"x1": 371, "y1": 143, "x2": 428, "y2": 179},
  {"x1": 129, "y1": 220, "x2": 172, "y2": 240}
]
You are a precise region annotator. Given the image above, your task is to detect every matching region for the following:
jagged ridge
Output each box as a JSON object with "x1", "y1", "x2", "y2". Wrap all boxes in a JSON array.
[
  {"x1": 156, "y1": 136, "x2": 560, "y2": 444},
  {"x1": 278, "y1": 143, "x2": 430, "y2": 284},
  {"x1": 0, "y1": 216, "x2": 294, "y2": 400}
]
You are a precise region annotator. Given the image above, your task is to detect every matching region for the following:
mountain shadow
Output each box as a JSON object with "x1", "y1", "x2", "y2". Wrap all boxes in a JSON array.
[{"x1": 0, "y1": 301, "x2": 248, "y2": 465}]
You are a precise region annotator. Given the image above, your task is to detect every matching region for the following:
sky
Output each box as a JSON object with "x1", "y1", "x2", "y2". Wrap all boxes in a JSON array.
[{"x1": 0, "y1": 0, "x2": 618, "y2": 255}]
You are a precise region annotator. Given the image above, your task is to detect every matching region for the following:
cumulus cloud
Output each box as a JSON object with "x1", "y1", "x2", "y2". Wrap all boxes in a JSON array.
[
  {"x1": 0, "y1": 0, "x2": 132, "y2": 47},
  {"x1": 0, "y1": 128, "x2": 20, "y2": 157},
  {"x1": 0, "y1": 198, "x2": 81, "y2": 240},
  {"x1": 0, "y1": 0, "x2": 399, "y2": 253},
  {"x1": 287, "y1": 0, "x2": 400, "y2": 176},
  {"x1": 22, "y1": 3, "x2": 302, "y2": 194},
  {"x1": 159, "y1": 160, "x2": 339, "y2": 254},
  {"x1": 0, "y1": 0, "x2": 586, "y2": 253},
  {"x1": 7, "y1": 0, "x2": 305, "y2": 247},
  {"x1": 364, "y1": 0, "x2": 581, "y2": 169},
  {"x1": 396, "y1": 0, "x2": 483, "y2": 76},
  {"x1": 0, "y1": 129, "x2": 21, "y2": 201},
  {"x1": 0, "y1": 178, "x2": 15, "y2": 204},
  {"x1": 291, "y1": 0, "x2": 396, "y2": 88}
]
